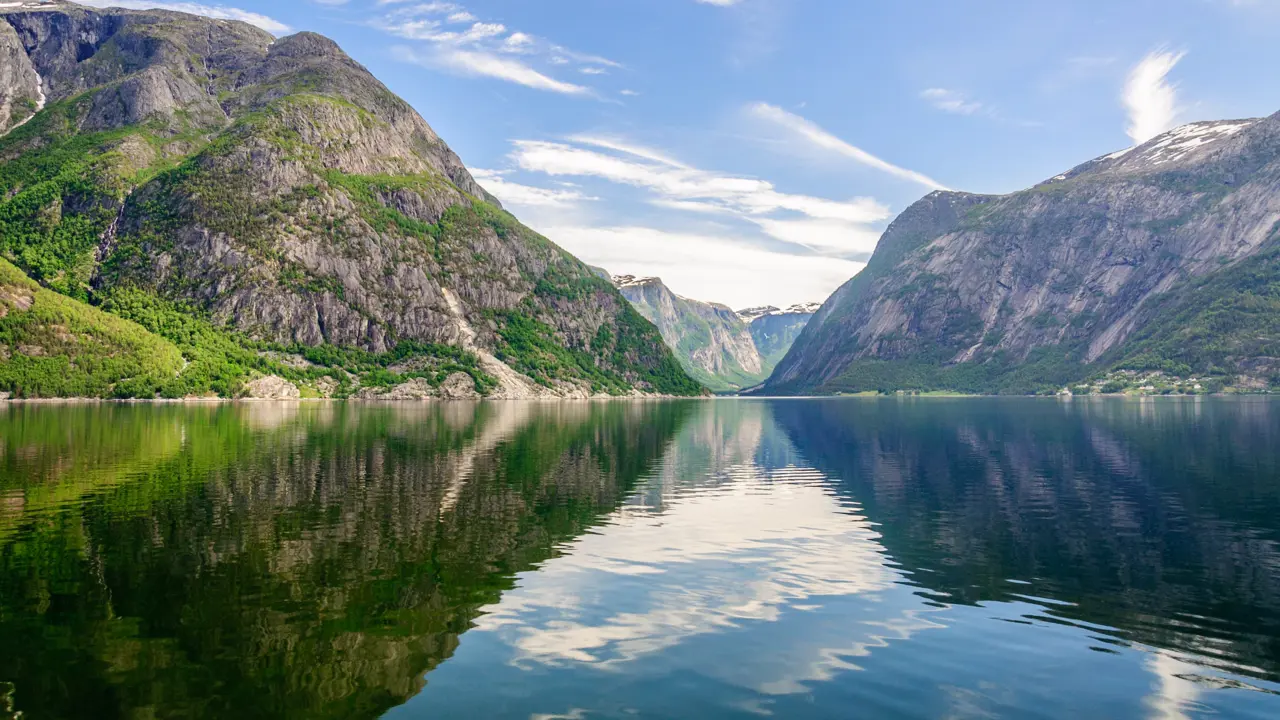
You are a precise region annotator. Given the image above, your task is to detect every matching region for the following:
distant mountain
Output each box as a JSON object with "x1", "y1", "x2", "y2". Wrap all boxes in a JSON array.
[
  {"x1": 736, "y1": 304, "x2": 820, "y2": 375},
  {"x1": 769, "y1": 114, "x2": 1280, "y2": 395},
  {"x1": 612, "y1": 276, "x2": 817, "y2": 392},
  {"x1": 613, "y1": 275, "x2": 763, "y2": 392},
  {"x1": 0, "y1": 2, "x2": 701, "y2": 399}
]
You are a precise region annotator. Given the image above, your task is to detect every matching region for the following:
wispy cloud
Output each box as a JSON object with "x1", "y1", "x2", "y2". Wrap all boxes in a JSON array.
[
  {"x1": 509, "y1": 138, "x2": 889, "y2": 226},
  {"x1": 75, "y1": 0, "x2": 289, "y2": 33},
  {"x1": 748, "y1": 103, "x2": 949, "y2": 191},
  {"x1": 1123, "y1": 49, "x2": 1186, "y2": 145},
  {"x1": 538, "y1": 225, "x2": 863, "y2": 309},
  {"x1": 695, "y1": 0, "x2": 745, "y2": 5},
  {"x1": 497, "y1": 134, "x2": 889, "y2": 260},
  {"x1": 919, "y1": 88, "x2": 983, "y2": 116},
  {"x1": 392, "y1": 46, "x2": 591, "y2": 95},
  {"x1": 470, "y1": 169, "x2": 597, "y2": 207},
  {"x1": 374, "y1": 2, "x2": 617, "y2": 96}
]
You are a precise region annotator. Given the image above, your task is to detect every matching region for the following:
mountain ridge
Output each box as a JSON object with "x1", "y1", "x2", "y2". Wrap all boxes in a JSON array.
[
  {"x1": 0, "y1": 1, "x2": 703, "y2": 399},
  {"x1": 769, "y1": 111, "x2": 1280, "y2": 395},
  {"x1": 612, "y1": 274, "x2": 817, "y2": 392}
]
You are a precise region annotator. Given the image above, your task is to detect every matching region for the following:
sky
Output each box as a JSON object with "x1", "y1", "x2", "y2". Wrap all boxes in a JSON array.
[{"x1": 76, "y1": 0, "x2": 1280, "y2": 309}]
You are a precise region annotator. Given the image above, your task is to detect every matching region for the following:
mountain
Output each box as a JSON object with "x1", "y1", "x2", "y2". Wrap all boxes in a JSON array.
[
  {"x1": 736, "y1": 303, "x2": 820, "y2": 374},
  {"x1": 611, "y1": 276, "x2": 819, "y2": 392},
  {"x1": 613, "y1": 275, "x2": 763, "y2": 392},
  {"x1": 769, "y1": 114, "x2": 1280, "y2": 395},
  {"x1": 0, "y1": 2, "x2": 702, "y2": 399}
]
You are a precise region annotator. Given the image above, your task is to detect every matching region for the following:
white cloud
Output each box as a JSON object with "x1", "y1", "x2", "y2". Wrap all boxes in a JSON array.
[
  {"x1": 75, "y1": 0, "x2": 290, "y2": 33},
  {"x1": 509, "y1": 138, "x2": 889, "y2": 226},
  {"x1": 471, "y1": 169, "x2": 598, "y2": 208},
  {"x1": 492, "y1": 134, "x2": 890, "y2": 304},
  {"x1": 920, "y1": 88, "x2": 982, "y2": 116},
  {"x1": 750, "y1": 217, "x2": 882, "y2": 257},
  {"x1": 695, "y1": 0, "x2": 744, "y2": 5},
  {"x1": 749, "y1": 103, "x2": 950, "y2": 191},
  {"x1": 377, "y1": 2, "x2": 618, "y2": 95},
  {"x1": 392, "y1": 46, "x2": 591, "y2": 96},
  {"x1": 538, "y1": 225, "x2": 863, "y2": 309},
  {"x1": 1123, "y1": 50, "x2": 1186, "y2": 145},
  {"x1": 620, "y1": 89, "x2": 640, "y2": 97},
  {"x1": 566, "y1": 135, "x2": 691, "y2": 169}
]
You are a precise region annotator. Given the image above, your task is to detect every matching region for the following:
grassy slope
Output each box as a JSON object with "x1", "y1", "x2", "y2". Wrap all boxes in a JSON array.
[
  {"x1": 1111, "y1": 243, "x2": 1280, "y2": 382},
  {"x1": 0, "y1": 257, "x2": 185, "y2": 398}
]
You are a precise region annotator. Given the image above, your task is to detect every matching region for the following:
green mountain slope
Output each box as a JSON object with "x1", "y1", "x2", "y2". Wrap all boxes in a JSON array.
[
  {"x1": 0, "y1": 256, "x2": 183, "y2": 398},
  {"x1": 0, "y1": 2, "x2": 701, "y2": 399}
]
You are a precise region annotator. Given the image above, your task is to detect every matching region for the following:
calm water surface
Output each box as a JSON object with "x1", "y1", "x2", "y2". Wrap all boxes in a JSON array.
[{"x1": 2, "y1": 398, "x2": 1280, "y2": 719}]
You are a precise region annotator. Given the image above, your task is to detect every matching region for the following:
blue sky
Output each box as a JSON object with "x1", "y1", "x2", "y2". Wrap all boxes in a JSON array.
[{"x1": 81, "y1": 0, "x2": 1280, "y2": 308}]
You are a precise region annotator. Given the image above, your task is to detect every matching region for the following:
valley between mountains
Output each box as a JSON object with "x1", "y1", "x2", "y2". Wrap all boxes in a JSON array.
[{"x1": 3, "y1": 2, "x2": 1280, "y2": 399}]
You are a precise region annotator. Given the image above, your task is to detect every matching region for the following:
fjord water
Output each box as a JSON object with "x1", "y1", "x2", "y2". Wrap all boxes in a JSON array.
[{"x1": 1, "y1": 400, "x2": 1279, "y2": 719}]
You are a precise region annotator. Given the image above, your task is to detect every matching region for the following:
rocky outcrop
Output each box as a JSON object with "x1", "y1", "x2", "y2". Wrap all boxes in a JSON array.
[
  {"x1": 0, "y1": 3, "x2": 702, "y2": 399},
  {"x1": 770, "y1": 113, "x2": 1280, "y2": 394},
  {"x1": 244, "y1": 375, "x2": 301, "y2": 400},
  {"x1": 614, "y1": 275, "x2": 764, "y2": 392},
  {"x1": 0, "y1": 19, "x2": 41, "y2": 136}
]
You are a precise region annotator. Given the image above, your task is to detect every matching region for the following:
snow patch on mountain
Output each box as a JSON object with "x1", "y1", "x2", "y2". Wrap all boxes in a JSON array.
[
  {"x1": 737, "y1": 304, "x2": 821, "y2": 324},
  {"x1": 611, "y1": 274, "x2": 661, "y2": 290}
]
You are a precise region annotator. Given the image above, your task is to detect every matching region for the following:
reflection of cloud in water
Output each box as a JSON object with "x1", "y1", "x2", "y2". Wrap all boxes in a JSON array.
[
  {"x1": 470, "y1": 403, "x2": 945, "y2": 698},
  {"x1": 1146, "y1": 652, "x2": 1204, "y2": 720}
]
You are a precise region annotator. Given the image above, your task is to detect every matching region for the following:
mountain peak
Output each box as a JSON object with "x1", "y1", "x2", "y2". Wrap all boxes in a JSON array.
[
  {"x1": 0, "y1": 1, "x2": 703, "y2": 399},
  {"x1": 611, "y1": 274, "x2": 662, "y2": 289},
  {"x1": 1044, "y1": 118, "x2": 1263, "y2": 186},
  {"x1": 737, "y1": 304, "x2": 820, "y2": 323}
]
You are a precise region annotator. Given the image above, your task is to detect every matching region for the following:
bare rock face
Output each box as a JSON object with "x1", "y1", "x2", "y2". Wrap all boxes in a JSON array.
[
  {"x1": 614, "y1": 275, "x2": 764, "y2": 392},
  {"x1": 244, "y1": 375, "x2": 300, "y2": 400},
  {"x1": 0, "y1": 2, "x2": 702, "y2": 399},
  {"x1": 736, "y1": 305, "x2": 818, "y2": 376},
  {"x1": 771, "y1": 116, "x2": 1280, "y2": 394},
  {"x1": 0, "y1": 20, "x2": 41, "y2": 136}
]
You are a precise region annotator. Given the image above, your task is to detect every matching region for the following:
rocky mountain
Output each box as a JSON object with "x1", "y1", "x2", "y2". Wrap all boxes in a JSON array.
[
  {"x1": 613, "y1": 275, "x2": 763, "y2": 392},
  {"x1": 612, "y1": 275, "x2": 818, "y2": 392},
  {"x1": 0, "y1": 2, "x2": 702, "y2": 399},
  {"x1": 736, "y1": 303, "x2": 819, "y2": 374},
  {"x1": 769, "y1": 113, "x2": 1280, "y2": 395}
]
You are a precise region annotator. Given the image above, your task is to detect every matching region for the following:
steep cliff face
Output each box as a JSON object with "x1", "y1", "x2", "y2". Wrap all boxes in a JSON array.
[
  {"x1": 614, "y1": 275, "x2": 764, "y2": 392},
  {"x1": 737, "y1": 304, "x2": 818, "y2": 376},
  {"x1": 0, "y1": 18, "x2": 43, "y2": 136},
  {"x1": 0, "y1": 2, "x2": 701, "y2": 398},
  {"x1": 770, "y1": 113, "x2": 1280, "y2": 394}
]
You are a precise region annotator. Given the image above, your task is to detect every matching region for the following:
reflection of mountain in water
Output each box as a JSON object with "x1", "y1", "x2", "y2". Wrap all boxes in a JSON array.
[
  {"x1": 0, "y1": 401, "x2": 692, "y2": 720},
  {"x1": 403, "y1": 400, "x2": 933, "y2": 717},
  {"x1": 769, "y1": 397, "x2": 1280, "y2": 682}
]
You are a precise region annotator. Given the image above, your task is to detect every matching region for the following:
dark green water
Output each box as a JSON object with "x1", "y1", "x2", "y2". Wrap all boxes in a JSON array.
[{"x1": 2, "y1": 398, "x2": 1279, "y2": 719}]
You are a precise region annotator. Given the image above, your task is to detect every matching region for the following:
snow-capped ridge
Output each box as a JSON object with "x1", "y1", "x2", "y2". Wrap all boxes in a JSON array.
[
  {"x1": 611, "y1": 274, "x2": 661, "y2": 290},
  {"x1": 1043, "y1": 118, "x2": 1261, "y2": 186},
  {"x1": 737, "y1": 303, "x2": 820, "y2": 324}
]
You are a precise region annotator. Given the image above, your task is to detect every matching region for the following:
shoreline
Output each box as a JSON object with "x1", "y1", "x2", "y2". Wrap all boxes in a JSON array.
[{"x1": 1, "y1": 393, "x2": 1275, "y2": 404}]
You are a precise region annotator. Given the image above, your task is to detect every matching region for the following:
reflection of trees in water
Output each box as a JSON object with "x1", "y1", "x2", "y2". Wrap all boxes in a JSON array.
[
  {"x1": 768, "y1": 398, "x2": 1280, "y2": 681},
  {"x1": 0, "y1": 401, "x2": 691, "y2": 720}
]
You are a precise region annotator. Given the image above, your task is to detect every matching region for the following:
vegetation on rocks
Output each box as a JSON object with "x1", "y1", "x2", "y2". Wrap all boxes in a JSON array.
[
  {"x1": 770, "y1": 117, "x2": 1280, "y2": 396},
  {"x1": 0, "y1": 3, "x2": 701, "y2": 399},
  {"x1": 0, "y1": 257, "x2": 184, "y2": 398}
]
